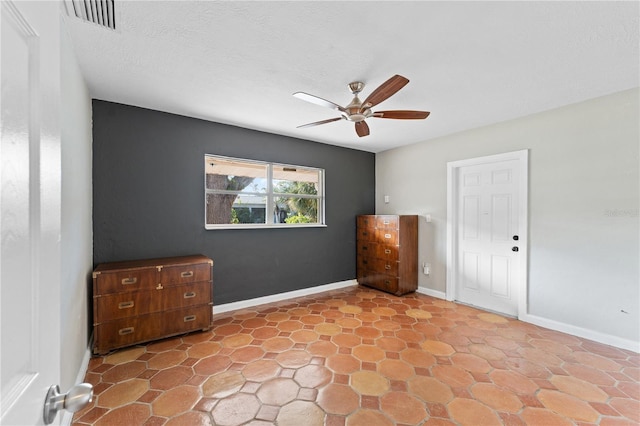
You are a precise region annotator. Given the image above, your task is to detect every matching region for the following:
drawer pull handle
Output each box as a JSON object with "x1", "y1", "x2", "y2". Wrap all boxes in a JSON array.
[
  {"x1": 184, "y1": 292, "x2": 196, "y2": 299},
  {"x1": 118, "y1": 301, "x2": 134, "y2": 309},
  {"x1": 363, "y1": 260, "x2": 368, "y2": 264},
  {"x1": 384, "y1": 249, "x2": 391, "y2": 254},
  {"x1": 385, "y1": 264, "x2": 391, "y2": 270},
  {"x1": 121, "y1": 277, "x2": 137, "y2": 285},
  {"x1": 383, "y1": 220, "x2": 390, "y2": 225},
  {"x1": 362, "y1": 246, "x2": 368, "y2": 250},
  {"x1": 384, "y1": 280, "x2": 391, "y2": 285},
  {"x1": 119, "y1": 327, "x2": 134, "y2": 335},
  {"x1": 384, "y1": 233, "x2": 391, "y2": 239},
  {"x1": 181, "y1": 271, "x2": 194, "y2": 278},
  {"x1": 184, "y1": 315, "x2": 196, "y2": 322},
  {"x1": 362, "y1": 231, "x2": 368, "y2": 236}
]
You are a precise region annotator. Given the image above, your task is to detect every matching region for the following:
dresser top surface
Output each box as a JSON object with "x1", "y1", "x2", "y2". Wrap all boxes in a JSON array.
[
  {"x1": 94, "y1": 254, "x2": 213, "y2": 273},
  {"x1": 357, "y1": 214, "x2": 418, "y2": 218}
]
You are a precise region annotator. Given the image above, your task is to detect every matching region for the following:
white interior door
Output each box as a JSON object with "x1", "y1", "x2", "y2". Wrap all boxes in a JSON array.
[
  {"x1": 1, "y1": 1, "x2": 62, "y2": 424},
  {"x1": 447, "y1": 150, "x2": 528, "y2": 317}
]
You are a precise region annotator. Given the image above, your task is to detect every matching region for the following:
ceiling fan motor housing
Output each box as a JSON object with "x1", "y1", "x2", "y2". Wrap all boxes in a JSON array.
[
  {"x1": 343, "y1": 100, "x2": 370, "y2": 122},
  {"x1": 343, "y1": 84, "x2": 372, "y2": 122}
]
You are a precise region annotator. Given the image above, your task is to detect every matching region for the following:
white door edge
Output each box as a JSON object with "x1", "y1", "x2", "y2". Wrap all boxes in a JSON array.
[{"x1": 446, "y1": 149, "x2": 529, "y2": 318}]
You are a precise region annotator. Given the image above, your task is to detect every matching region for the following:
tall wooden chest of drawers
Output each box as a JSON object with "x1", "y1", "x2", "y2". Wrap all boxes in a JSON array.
[
  {"x1": 357, "y1": 215, "x2": 418, "y2": 295},
  {"x1": 92, "y1": 254, "x2": 213, "y2": 355}
]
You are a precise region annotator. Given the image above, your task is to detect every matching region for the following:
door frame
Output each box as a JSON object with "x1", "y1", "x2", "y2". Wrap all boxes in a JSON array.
[{"x1": 445, "y1": 149, "x2": 529, "y2": 319}]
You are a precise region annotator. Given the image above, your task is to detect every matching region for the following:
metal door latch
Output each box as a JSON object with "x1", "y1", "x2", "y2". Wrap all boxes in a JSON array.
[{"x1": 43, "y1": 383, "x2": 93, "y2": 424}]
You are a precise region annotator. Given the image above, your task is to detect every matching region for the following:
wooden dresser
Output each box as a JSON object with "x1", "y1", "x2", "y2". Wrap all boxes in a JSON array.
[
  {"x1": 357, "y1": 215, "x2": 418, "y2": 295},
  {"x1": 92, "y1": 254, "x2": 213, "y2": 355}
]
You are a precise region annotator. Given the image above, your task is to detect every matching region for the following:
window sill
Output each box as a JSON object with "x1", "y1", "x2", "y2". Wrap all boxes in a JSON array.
[{"x1": 205, "y1": 223, "x2": 327, "y2": 230}]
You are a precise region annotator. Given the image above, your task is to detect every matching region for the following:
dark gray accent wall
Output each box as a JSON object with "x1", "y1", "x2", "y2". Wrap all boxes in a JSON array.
[{"x1": 93, "y1": 100, "x2": 375, "y2": 304}]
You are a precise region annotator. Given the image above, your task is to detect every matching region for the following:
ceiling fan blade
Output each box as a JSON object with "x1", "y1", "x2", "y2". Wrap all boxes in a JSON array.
[
  {"x1": 293, "y1": 92, "x2": 346, "y2": 112},
  {"x1": 355, "y1": 121, "x2": 370, "y2": 137},
  {"x1": 297, "y1": 117, "x2": 343, "y2": 128},
  {"x1": 373, "y1": 110, "x2": 431, "y2": 120},
  {"x1": 361, "y1": 75, "x2": 409, "y2": 110}
]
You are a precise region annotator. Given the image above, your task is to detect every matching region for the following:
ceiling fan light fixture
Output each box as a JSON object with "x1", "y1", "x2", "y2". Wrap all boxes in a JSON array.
[{"x1": 346, "y1": 113, "x2": 366, "y2": 123}]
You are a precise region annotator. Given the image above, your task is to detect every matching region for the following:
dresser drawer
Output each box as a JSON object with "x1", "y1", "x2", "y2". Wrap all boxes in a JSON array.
[
  {"x1": 94, "y1": 312, "x2": 165, "y2": 354},
  {"x1": 374, "y1": 275, "x2": 399, "y2": 294},
  {"x1": 357, "y1": 241, "x2": 376, "y2": 257},
  {"x1": 94, "y1": 268, "x2": 158, "y2": 295},
  {"x1": 375, "y1": 228, "x2": 399, "y2": 246},
  {"x1": 162, "y1": 305, "x2": 212, "y2": 335},
  {"x1": 94, "y1": 282, "x2": 212, "y2": 322},
  {"x1": 358, "y1": 273, "x2": 399, "y2": 294},
  {"x1": 375, "y1": 215, "x2": 399, "y2": 230},
  {"x1": 358, "y1": 241, "x2": 399, "y2": 261},
  {"x1": 376, "y1": 244, "x2": 398, "y2": 261},
  {"x1": 162, "y1": 282, "x2": 212, "y2": 310},
  {"x1": 160, "y1": 262, "x2": 211, "y2": 286},
  {"x1": 358, "y1": 257, "x2": 398, "y2": 276},
  {"x1": 93, "y1": 305, "x2": 212, "y2": 354},
  {"x1": 94, "y1": 290, "x2": 160, "y2": 322},
  {"x1": 357, "y1": 215, "x2": 376, "y2": 229},
  {"x1": 357, "y1": 227, "x2": 376, "y2": 242}
]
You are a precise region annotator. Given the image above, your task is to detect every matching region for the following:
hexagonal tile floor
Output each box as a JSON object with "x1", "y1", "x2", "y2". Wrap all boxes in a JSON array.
[{"x1": 73, "y1": 286, "x2": 640, "y2": 425}]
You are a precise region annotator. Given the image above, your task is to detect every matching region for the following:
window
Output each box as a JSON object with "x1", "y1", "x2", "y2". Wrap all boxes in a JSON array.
[{"x1": 205, "y1": 155, "x2": 325, "y2": 228}]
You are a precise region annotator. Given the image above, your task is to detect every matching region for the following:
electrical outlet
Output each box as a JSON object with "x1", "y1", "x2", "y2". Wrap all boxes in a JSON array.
[{"x1": 422, "y1": 263, "x2": 430, "y2": 275}]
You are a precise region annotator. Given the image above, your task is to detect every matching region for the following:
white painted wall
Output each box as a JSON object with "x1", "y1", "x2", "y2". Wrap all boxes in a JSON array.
[
  {"x1": 376, "y1": 88, "x2": 639, "y2": 348},
  {"x1": 60, "y1": 20, "x2": 93, "y2": 392}
]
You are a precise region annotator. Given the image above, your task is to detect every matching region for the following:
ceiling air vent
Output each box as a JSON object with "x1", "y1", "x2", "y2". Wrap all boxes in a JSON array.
[{"x1": 63, "y1": 0, "x2": 116, "y2": 30}]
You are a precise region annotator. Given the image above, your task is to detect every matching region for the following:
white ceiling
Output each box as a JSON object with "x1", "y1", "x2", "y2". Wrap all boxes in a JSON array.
[{"x1": 63, "y1": 1, "x2": 639, "y2": 153}]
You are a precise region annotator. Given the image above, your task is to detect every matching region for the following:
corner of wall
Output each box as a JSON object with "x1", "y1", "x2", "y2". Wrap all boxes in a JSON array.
[{"x1": 60, "y1": 18, "x2": 94, "y2": 391}]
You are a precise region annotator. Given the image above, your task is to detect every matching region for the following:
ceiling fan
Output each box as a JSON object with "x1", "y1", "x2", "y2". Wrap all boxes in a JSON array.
[{"x1": 293, "y1": 74, "x2": 430, "y2": 137}]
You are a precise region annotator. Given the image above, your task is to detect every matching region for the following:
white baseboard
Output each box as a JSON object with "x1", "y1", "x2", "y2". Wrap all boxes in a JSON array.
[
  {"x1": 214, "y1": 279, "x2": 358, "y2": 314},
  {"x1": 427, "y1": 288, "x2": 638, "y2": 353},
  {"x1": 520, "y1": 313, "x2": 639, "y2": 353},
  {"x1": 416, "y1": 286, "x2": 446, "y2": 300},
  {"x1": 61, "y1": 343, "x2": 93, "y2": 426}
]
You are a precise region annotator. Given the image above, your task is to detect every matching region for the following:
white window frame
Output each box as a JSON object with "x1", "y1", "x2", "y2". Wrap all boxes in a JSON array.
[{"x1": 204, "y1": 154, "x2": 326, "y2": 229}]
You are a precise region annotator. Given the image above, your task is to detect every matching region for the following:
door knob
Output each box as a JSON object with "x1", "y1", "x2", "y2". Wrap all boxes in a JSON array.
[
  {"x1": 512, "y1": 247, "x2": 519, "y2": 252},
  {"x1": 43, "y1": 383, "x2": 93, "y2": 424}
]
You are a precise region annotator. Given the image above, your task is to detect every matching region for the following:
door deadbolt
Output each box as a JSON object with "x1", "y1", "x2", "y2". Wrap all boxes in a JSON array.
[{"x1": 513, "y1": 235, "x2": 519, "y2": 241}]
